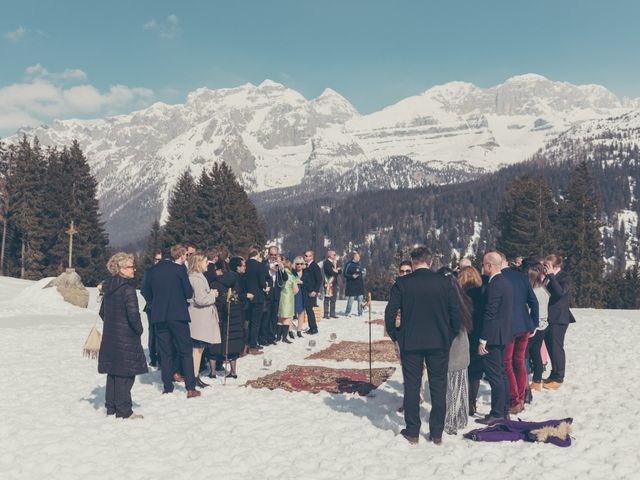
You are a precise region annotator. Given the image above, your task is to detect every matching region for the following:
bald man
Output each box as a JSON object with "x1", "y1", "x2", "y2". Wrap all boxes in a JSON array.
[{"x1": 476, "y1": 251, "x2": 513, "y2": 425}]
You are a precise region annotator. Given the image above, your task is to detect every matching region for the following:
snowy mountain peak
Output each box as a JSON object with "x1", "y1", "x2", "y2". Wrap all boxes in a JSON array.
[
  {"x1": 8, "y1": 74, "x2": 637, "y2": 246},
  {"x1": 504, "y1": 73, "x2": 550, "y2": 83}
]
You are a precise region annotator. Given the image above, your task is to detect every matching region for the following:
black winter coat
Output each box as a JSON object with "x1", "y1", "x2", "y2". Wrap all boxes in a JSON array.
[
  {"x1": 545, "y1": 270, "x2": 576, "y2": 325},
  {"x1": 98, "y1": 276, "x2": 148, "y2": 377},
  {"x1": 344, "y1": 261, "x2": 365, "y2": 297},
  {"x1": 210, "y1": 271, "x2": 245, "y2": 358}
]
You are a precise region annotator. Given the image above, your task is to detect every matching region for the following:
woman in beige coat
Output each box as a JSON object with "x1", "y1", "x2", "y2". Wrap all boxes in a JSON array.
[{"x1": 187, "y1": 253, "x2": 221, "y2": 388}]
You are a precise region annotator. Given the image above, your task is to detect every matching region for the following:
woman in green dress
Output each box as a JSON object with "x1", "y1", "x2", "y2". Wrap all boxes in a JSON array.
[{"x1": 277, "y1": 258, "x2": 299, "y2": 344}]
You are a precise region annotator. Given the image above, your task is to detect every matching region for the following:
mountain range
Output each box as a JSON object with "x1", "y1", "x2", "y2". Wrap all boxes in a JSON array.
[{"x1": 9, "y1": 73, "x2": 640, "y2": 245}]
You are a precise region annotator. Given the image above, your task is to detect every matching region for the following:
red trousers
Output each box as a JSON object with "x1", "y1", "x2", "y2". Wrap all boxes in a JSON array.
[{"x1": 504, "y1": 332, "x2": 530, "y2": 407}]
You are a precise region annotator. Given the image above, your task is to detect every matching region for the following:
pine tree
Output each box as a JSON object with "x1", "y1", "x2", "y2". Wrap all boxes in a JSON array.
[
  {"x1": 5, "y1": 136, "x2": 49, "y2": 279},
  {"x1": 211, "y1": 162, "x2": 266, "y2": 254},
  {"x1": 162, "y1": 170, "x2": 197, "y2": 247},
  {"x1": 556, "y1": 161, "x2": 605, "y2": 307},
  {"x1": 43, "y1": 141, "x2": 110, "y2": 285},
  {"x1": 497, "y1": 174, "x2": 556, "y2": 260},
  {"x1": 192, "y1": 168, "x2": 222, "y2": 249},
  {"x1": 141, "y1": 219, "x2": 162, "y2": 273}
]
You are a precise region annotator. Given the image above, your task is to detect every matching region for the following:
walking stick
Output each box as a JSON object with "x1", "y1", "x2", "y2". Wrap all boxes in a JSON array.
[
  {"x1": 224, "y1": 288, "x2": 232, "y2": 386},
  {"x1": 367, "y1": 292, "x2": 373, "y2": 387}
]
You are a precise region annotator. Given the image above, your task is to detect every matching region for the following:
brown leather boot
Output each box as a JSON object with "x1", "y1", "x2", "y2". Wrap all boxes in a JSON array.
[{"x1": 187, "y1": 390, "x2": 201, "y2": 398}]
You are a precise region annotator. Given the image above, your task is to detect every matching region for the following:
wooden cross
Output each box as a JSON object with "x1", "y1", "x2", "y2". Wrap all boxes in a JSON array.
[{"x1": 66, "y1": 221, "x2": 78, "y2": 268}]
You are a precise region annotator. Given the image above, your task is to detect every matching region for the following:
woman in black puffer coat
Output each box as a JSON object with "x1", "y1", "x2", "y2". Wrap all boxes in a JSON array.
[{"x1": 98, "y1": 252, "x2": 148, "y2": 419}]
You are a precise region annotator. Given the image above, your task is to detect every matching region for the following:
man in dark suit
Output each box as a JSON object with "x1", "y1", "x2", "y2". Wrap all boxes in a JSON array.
[
  {"x1": 261, "y1": 246, "x2": 288, "y2": 345},
  {"x1": 385, "y1": 247, "x2": 461, "y2": 445},
  {"x1": 301, "y1": 250, "x2": 323, "y2": 335},
  {"x1": 322, "y1": 250, "x2": 341, "y2": 319},
  {"x1": 142, "y1": 250, "x2": 163, "y2": 367},
  {"x1": 500, "y1": 255, "x2": 539, "y2": 414},
  {"x1": 542, "y1": 254, "x2": 575, "y2": 389},
  {"x1": 476, "y1": 251, "x2": 513, "y2": 424},
  {"x1": 141, "y1": 245, "x2": 200, "y2": 398},
  {"x1": 244, "y1": 249, "x2": 267, "y2": 354}
]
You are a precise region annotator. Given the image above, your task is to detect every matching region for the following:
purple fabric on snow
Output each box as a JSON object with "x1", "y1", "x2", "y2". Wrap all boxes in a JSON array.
[{"x1": 463, "y1": 417, "x2": 573, "y2": 447}]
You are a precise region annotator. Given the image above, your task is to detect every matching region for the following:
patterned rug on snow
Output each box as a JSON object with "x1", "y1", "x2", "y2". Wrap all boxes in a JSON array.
[
  {"x1": 306, "y1": 340, "x2": 398, "y2": 363},
  {"x1": 245, "y1": 365, "x2": 396, "y2": 396}
]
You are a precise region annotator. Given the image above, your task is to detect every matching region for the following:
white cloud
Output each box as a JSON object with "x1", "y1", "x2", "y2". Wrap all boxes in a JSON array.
[
  {"x1": 0, "y1": 66, "x2": 154, "y2": 134},
  {"x1": 25, "y1": 63, "x2": 88, "y2": 83},
  {"x1": 143, "y1": 14, "x2": 180, "y2": 39},
  {"x1": 4, "y1": 26, "x2": 26, "y2": 42}
]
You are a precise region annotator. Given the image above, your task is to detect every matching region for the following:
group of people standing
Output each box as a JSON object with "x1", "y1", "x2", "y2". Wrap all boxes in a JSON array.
[
  {"x1": 96, "y1": 243, "x2": 367, "y2": 418},
  {"x1": 385, "y1": 247, "x2": 573, "y2": 445}
]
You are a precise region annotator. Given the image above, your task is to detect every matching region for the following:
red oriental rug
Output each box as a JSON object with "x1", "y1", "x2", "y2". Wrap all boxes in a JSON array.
[
  {"x1": 306, "y1": 340, "x2": 398, "y2": 363},
  {"x1": 245, "y1": 365, "x2": 396, "y2": 396}
]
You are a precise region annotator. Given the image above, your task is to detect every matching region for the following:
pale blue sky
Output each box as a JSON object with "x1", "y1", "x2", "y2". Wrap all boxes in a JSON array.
[{"x1": 1, "y1": 0, "x2": 639, "y2": 134}]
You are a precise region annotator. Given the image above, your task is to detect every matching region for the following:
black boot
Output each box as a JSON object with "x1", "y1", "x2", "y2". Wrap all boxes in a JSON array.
[
  {"x1": 469, "y1": 379, "x2": 480, "y2": 416},
  {"x1": 226, "y1": 360, "x2": 238, "y2": 379},
  {"x1": 207, "y1": 360, "x2": 216, "y2": 378},
  {"x1": 281, "y1": 325, "x2": 292, "y2": 344}
]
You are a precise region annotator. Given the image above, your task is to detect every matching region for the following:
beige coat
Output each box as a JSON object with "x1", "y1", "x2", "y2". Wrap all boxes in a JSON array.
[{"x1": 188, "y1": 273, "x2": 221, "y2": 344}]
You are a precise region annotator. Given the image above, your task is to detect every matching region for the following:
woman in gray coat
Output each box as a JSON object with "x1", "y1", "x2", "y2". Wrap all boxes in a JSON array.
[
  {"x1": 187, "y1": 253, "x2": 221, "y2": 387},
  {"x1": 444, "y1": 275, "x2": 473, "y2": 435}
]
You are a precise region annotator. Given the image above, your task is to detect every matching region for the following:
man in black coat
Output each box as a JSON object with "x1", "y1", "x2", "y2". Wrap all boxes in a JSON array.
[
  {"x1": 476, "y1": 251, "x2": 513, "y2": 424},
  {"x1": 244, "y1": 249, "x2": 268, "y2": 354},
  {"x1": 385, "y1": 247, "x2": 461, "y2": 445},
  {"x1": 142, "y1": 250, "x2": 163, "y2": 367},
  {"x1": 301, "y1": 250, "x2": 323, "y2": 334},
  {"x1": 322, "y1": 250, "x2": 341, "y2": 319},
  {"x1": 542, "y1": 254, "x2": 576, "y2": 389},
  {"x1": 262, "y1": 246, "x2": 289, "y2": 344},
  {"x1": 141, "y1": 245, "x2": 199, "y2": 397}
]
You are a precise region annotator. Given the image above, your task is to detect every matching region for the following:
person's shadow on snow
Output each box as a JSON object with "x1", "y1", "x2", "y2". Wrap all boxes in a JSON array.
[{"x1": 80, "y1": 385, "x2": 140, "y2": 411}]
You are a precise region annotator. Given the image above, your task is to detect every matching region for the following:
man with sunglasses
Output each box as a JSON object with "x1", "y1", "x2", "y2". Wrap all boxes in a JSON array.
[{"x1": 301, "y1": 250, "x2": 322, "y2": 334}]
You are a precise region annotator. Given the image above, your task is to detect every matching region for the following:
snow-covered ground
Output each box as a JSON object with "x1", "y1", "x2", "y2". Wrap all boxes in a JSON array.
[{"x1": 1, "y1": 276, "x2": 639, "y2": 479}]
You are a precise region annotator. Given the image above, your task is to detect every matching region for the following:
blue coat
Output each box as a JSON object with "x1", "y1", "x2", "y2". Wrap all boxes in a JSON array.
[
  {"x1": 141, "y1": 260, "x2": 194, "y2": 323},
  {"x1": 501, "y1": 267, "x2": 539, "y2": 335},
  {"x1": 479, "y1": 273, "x2": 513, "y2": 346},
  {"x1": 98, "y1": 276, "x2": 148, "y2": 377}
]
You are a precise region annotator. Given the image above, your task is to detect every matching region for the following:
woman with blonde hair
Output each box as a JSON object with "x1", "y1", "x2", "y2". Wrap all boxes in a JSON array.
[
  {"x1": 98, "y1": 252, "x2": 147, "y2": 419},
  {"x1": 187, "y1": 252, "x2": 221, "y2": 388},
  {"x1": 277, "y1": 258, "x2": 299, "y2": 343},
  {"x1": 291, "y1": 256, "x2": 307, "y2": 338}
]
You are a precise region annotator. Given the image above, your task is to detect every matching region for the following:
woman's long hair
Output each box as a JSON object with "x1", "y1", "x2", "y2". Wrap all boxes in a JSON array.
[{"x1": 455, "y1": 266, "x2": 483, "y2": 333}]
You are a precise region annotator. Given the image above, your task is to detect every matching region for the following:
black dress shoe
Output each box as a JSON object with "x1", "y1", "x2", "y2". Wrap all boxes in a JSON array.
[
  {"x1": 226, "y1": 373, "x2": 238, "y2": 379},
  {"x1": 149, "y1": 361, "x2": 157, "y2": 367},
  {"x1": 399, "y1": 429, "x2": 419, "y2": 445},
  {"x1": 207, "y1": 372, "x2": 216, "y2": 379},
  {"x1": 297, "y1": 331, "x2": 303, "y2": 338},
  {"x1": 475, "y1": 415, "x2": 505, "y2": 425},
  {"x1": 288, "y1": 332, "x2": 295, "y2": 339},
  {"x1": 162, "y1": 389, "x2": 174, "y2": 394},
  {"x1": 307, "y1": 329, "x2": 318, "y2": 335},
  {"x1": 330, "y1": 315, "x2": 339, "y2": 319}
]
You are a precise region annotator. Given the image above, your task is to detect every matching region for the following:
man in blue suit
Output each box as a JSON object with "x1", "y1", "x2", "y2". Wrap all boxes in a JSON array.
[
  {"x1": 476, "y1": 251, "x2": 513, "y2": 425},
  {"x1": 141, "y1": 245, "x2": 199, "y2": 398},
  {"x1": 500, "y1": 255, "x2": 539, "y2": 414}
]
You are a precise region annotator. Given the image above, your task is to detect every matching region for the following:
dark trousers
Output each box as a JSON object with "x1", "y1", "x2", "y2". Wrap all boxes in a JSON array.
[
  {"x1": 247, "y1": 302, "x2": 264, "y2": 348},
  {"x1": 304, "y1": 296, "x2": 318, "y2": 331},
  {"x1": 156, "y1": 320, "x2": 196, "y2": 391},
  {"x1": 260, "y1": 299, "x2": 278, "y2": 343},
  {"x1": 482, "y1": 345, "x2": 509, "y2": 418},
  {"x1": 528, "y1": 328, "x2": 547, "y2": 382},
  {"x1": 105, "y1": 374, "x2": 135, "y2": 418},
  {"x1": 147, "y1": 321, "x2": 158, "y2": 364},
  {"x1": 545, "y1": 324, "x2": 568, "y2": 381},
  {"x1": 401, "y1": 348, "x2": 448, "y2": 438},
  {"x1": 323, "y1": 295, "x2": 337, "y2": 317}
]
